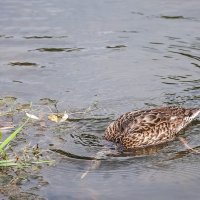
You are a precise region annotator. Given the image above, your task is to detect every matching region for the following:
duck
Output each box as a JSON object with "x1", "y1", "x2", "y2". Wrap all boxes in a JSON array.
[{"x1": 104, "y1": 106, "x2": 200, "y2": 150}]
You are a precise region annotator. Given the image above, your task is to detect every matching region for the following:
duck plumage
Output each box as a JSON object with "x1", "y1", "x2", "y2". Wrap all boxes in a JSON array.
[{"x1": 104, "y1": 107, "x2": 200, "y2": 149}]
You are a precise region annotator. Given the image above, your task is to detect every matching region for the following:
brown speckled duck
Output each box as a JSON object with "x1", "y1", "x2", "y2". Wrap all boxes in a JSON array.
[{"x1": 104, "y1": 107, "x2": 200, "y2": 150}]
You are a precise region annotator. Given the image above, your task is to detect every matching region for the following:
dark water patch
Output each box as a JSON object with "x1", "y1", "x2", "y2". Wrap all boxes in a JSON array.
[
  {"x1": 131, "y1": 11, "x2": 144, "y2": 16},
  {"x1": 0, "y1": 35, "x2": 13, "y2": 39},
  {"x1": 177, "y1": 49, "x2": 191, "y2": 52},
  {"x1": 159, "y1": 75, "x2": 200, "y2": 84},
  {"x1": 144, "y1": 102, "x2": 158, "y2": 107},
  {"x1": 36, "y1": 48, "x2": 67, "y2": 52},
  {"x1": 184, "y1": 86, "x2": 200, "y2": 92},
  {"x1": 24, "y1": 36, "x2": 53, "y2": 39},
  {"x1": 56, "y1": 36, "x2": 68, "y2": 39},
  {"x1": 34, "y1": 47, "x2": 84, "y2": 52},
  {"x1": 160, "y1": 75, "x2": 200, "y2": 83},
  {"x1": 169, "y1": 51, "x2": 200, "y2": 61},
  {"x1": 163, "y1": 94, "x2": 200, "y2": 105},
  {"x1": 150, "y1": 42, "x2": 164, "y2": 45},
  {"x1": 161, "y1": 15, "x2": 185, "y2": 19},
  {"x1": 191, "y1": 63, "x2": 200, "y2": 68},
  {"x1": 177, "y1": 40, "x2": 187, "y2": 44},
  {"x1": 24, "y1": 35, "x2": 67, "y2": 39},
  {"x1": 106, "y1": 45, "x2": 127, "y2": 49},
  {"x1": 142, "y1": 46, "x2": 158, "y2": 51},
  {"x1": 163, "y1": 55, "x2": 173, "y2": 58},
  {"x1": 118, "y1": 36, "x2": 129, "y2": 39},
  {"x1": 120, "y1": 30, "x2": 139, "y2": 33},
  {"x1": 168, "y1": 44, "x2": 200, "y2": 51},
  {"x1": 167, "y1": 75, "x2": 189, "y2": 80},
  {"x1": 176, "y1": 78, "x2": 200, "y2": 83},
  {"x1": 13, "y1": 80, "x2": 23, "y2": 83},
  {"x1": 9, "y1": 62, "x2": 38, "y2": 67},
  {"x1": 165, "y1": 36, "x2": 181, "y2": 40},
  {"x1": 161, "y1": 81, "x2": 177, "y2": 85}
]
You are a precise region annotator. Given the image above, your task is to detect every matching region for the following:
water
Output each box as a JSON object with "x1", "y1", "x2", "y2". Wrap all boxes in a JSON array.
[{"x1": 0, "y1": 0, "x2": 200, "y2": 199}]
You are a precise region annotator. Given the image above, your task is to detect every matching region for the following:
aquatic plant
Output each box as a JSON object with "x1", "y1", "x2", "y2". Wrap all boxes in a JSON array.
[{"x1": 0, "y1": 114, "x2": 54, "y2": 168}]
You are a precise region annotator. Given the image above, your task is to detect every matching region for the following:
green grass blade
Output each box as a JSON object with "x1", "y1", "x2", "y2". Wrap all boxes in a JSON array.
[
  {"x1": 0, "y1": 160, "x2": 19, "y2": 167},
  {"x1": 0, "y1": 159, "x2": 54, "y2": 168},
  {"x1": 0, "y1": 161, "x2": 31, "y2": 167},
  {"x1": 0, "y1": 118, "x2": 29, "y2": 153},
  {"x1": 31, "y1": 160, "x2": 55, "y2": 164},
  {"x1": 0, "y1": 159, "x2": 15, "y2": 163}
]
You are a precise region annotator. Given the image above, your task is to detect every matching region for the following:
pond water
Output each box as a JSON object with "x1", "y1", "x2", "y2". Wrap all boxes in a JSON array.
[{"x1": 0, "y1": 0, "x2": 200, "y2": 199}]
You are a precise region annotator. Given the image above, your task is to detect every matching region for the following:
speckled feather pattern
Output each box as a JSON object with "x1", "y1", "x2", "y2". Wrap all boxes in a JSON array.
[{"x1": 104, "y1": 107, "x2": 200, "y2": 149}]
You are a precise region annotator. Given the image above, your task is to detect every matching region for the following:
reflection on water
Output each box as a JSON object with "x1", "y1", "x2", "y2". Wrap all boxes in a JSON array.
[{"x1": 0, "y1": 0, "x2": 200, "y2": 199}]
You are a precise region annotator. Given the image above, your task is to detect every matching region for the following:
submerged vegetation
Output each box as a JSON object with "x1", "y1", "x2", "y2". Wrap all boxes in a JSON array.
[
  {"x1": 0, "y1": 96, "x2": 102, "y2": 169},
  {"x1": 0, "y1": 96, "x2": 108, "y2": 197},
  {"x1": 0, "y1": 96, "x2": 65, "y2": 168},
  {"x1": 0, "y1": 117, "x2": 54, "y2": 168},
  {"x1": 0, "y1": 96, "x2": 61, "y2": 198}
]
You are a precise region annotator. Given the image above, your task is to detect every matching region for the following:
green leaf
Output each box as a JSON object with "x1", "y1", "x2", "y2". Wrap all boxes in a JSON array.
[{"x1": 0, "y1": 118, "x2": 29, "y2": 154}]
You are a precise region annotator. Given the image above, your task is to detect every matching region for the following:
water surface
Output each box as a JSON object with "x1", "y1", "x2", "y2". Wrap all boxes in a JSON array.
[{"x1": 0, "y1": 0, "x2": 200, "y2": 199}]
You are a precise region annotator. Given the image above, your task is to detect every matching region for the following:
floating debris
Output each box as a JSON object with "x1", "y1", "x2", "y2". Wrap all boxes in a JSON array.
[
  {"x1": 48, "y1": 112, "x2": 68, "y2": 123},
  {"x1": 26, "y1": 113, "x2": 40, "y2": 120}
]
